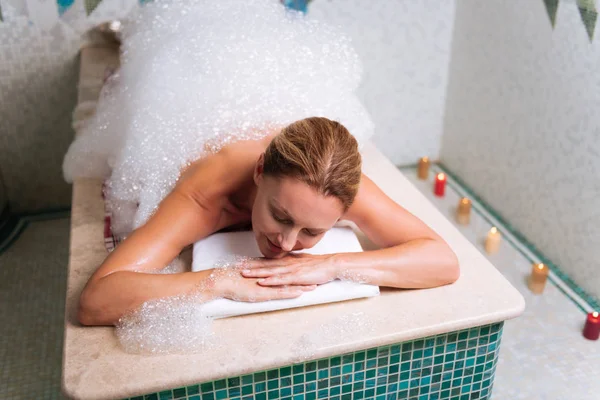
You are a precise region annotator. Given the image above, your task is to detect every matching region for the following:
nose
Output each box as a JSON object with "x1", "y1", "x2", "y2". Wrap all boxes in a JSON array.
[{"x1": 278, "y1": 229, "x2": 298, "y2": 252}]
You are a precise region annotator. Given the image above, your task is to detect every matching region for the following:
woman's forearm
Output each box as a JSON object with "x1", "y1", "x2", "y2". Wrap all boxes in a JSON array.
[
  {"x1": 332, "y1": 238, "x2": 460, "y2": 288},
  {"x1": 78, "y1": 270, "x2": 216, "y2": 326}
]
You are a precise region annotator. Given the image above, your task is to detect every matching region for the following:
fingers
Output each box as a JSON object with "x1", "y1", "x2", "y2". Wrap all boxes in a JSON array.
[
  {"x1": 250, "y1": 284, "x2": 316, "y2": 302},
  {"x1": 251, "y1": 286, "x2": 302, "y2": 302},
  {"x1": 241, "y1": 266, "x2": 290, "y2": 278},
  {"x1": 242, "y1": 258, "x2": 281, "y2": 269},
  {"x1": 257, "y1": 274, "x2": 300, "y2": 286}
]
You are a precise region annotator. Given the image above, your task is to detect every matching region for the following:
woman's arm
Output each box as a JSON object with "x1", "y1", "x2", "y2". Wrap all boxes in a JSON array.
[
  {"x1": 243, "y1": 174, "x2": 459, "y2": 289},
  {"x1": 79, "y1": 153, "x2": 310, "y2": 326},
  {"x1": 78, "y1": 188, "x2": 223, "y2": 326},
  {"x1": 332, "y1": 174, "x2": 460, "y2": 288}
]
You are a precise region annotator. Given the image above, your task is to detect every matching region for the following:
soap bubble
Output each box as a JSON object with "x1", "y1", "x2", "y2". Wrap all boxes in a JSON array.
[{"x1": 63, "y1": 0, "x2": 374, "y2": 237}]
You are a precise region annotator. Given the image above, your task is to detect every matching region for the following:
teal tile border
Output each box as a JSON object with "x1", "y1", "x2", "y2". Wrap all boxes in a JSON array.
[
  {"x1": 124, "y1": 323, "x2": 503, "y2": 400},
  {"x1": 432, "y1": 162, "x2": 600, "y2": 312},
  {"x1": 0, "y1": 207, "x2": 71, "y2": 254}
]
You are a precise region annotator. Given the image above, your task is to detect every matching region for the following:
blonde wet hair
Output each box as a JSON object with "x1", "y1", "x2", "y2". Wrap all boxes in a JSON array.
[{"x1": 263, "y1": 117, "x2": 362, "y2": 211}]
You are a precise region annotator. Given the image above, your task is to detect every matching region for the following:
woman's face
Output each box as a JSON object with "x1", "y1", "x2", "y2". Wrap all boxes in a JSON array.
[{"x1": 252, "y1": 172, "x2": 345, "y2": 259}]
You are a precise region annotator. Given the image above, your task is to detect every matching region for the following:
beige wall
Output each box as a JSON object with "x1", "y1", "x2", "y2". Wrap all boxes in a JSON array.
[{"x1": 440, "y1": 0, "x2": 600, "y2": 300}]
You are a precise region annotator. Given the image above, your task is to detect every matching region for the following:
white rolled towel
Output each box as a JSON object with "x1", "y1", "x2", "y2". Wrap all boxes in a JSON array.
[{"x1": 192, "y1": 227, "x2": 380, "y2": 319}]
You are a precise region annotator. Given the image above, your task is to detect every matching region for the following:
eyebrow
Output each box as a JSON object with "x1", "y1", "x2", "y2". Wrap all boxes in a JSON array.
[{"x1": 269, "y1": 201, "x2": 328, "y2": 233}]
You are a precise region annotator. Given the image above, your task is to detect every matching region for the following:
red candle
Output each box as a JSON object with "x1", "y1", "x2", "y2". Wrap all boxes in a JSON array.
[
  {"x1": 434, "y1": 173, "x2": 446, "y2": 197},
  {"x1": 583, "y1": 311, "x2": 600, "y2": 340}
]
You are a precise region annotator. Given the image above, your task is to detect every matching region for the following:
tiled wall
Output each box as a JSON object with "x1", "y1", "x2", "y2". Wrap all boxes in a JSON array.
[
  {"x1": 440, "y1": 0, "x2": 600, "y2": 300},
  {"x1": 309, "y1": 0, "x2": 455, "y2": 166},
  {"x1": 124, "y1": 323, "x2": 504, "y2": 400}
]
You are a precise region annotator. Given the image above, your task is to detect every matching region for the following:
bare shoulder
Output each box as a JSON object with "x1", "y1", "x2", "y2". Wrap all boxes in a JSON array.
[
  {"x1": 174, "y1": 138, "x2": 266, "y2": 200},
  {"x1": 344, "y1": 173, "x2": 441, "y2": 248},
  {"x1": 344, "y1": 174, "x2": 380, "y2": 224}
]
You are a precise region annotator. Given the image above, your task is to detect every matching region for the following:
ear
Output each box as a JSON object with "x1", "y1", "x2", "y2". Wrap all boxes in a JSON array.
[{"x1": 254, "y1": 153, "x2": 265, "y2": 185}]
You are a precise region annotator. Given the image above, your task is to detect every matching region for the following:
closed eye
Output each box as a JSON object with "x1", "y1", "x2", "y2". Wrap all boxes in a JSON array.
[
  {"x1": 272, "y1": 213, "x2": 293, "y2": 225},
  {"x1": 303, "y1": 229, "x2": 323, "y2": 237}
]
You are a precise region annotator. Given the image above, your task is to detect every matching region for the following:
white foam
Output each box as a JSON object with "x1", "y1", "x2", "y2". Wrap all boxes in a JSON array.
[{"x1": 63, "y1": 0, "x2": 374, "y2": 236}]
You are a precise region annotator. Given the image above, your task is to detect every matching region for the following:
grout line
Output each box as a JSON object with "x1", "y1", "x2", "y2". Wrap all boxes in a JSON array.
[{"x1": 427, "y1": 164, "x2": 595, "y2": 314}]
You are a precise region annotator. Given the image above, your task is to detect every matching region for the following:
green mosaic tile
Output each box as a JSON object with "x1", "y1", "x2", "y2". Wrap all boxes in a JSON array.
[
  {"x1": 305, "y1": 382, "x2": 316, "y2": 392},
  {"x1": 130, "y1": 322, "x2": 503, "y2": 400},
  {"x1": 254, "y1": 382, "x2": 266, "y2": 393},
  {"x1": 281, "y1": 377, "x2": 292, "y2": 387},
  {"x1": 158, "y1": 390, "x2": 172, "y2": 400}
]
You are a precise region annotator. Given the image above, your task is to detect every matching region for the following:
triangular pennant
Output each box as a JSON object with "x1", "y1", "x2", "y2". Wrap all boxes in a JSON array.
[
  {"x1": 577, "y1": 0, "x2": 597, "y2": 41},
  {"x1": 57, "y1": 0, "x2": 75, "y2": 16},
  {"x1": 282, "y1": 0, "x2": 309, "y2": 13},
  {"x1": 543, "y1": 0, "x2": 560, "y2": 27},
  {"x1": 85, "y1": 0, "x2": 103, "y2": 16}
]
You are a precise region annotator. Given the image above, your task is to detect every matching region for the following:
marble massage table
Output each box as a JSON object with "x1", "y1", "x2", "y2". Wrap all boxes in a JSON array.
[{"x1": 61, "y1": 41, "x2": 525, "y2": 400}]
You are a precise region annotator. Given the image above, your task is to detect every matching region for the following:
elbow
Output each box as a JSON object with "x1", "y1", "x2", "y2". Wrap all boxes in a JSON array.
[
  {"x1": 77, "y1": 282, "x2": 110, "y2": 326},
  {"x1": 77, "y1": 286, "x2": 97, "y2": 326},
  {"x1": 442, "y1": 245, "x2": 460, "y2": 285}
]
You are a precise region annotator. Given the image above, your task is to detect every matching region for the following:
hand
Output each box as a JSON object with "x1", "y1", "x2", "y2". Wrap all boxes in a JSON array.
[
  {"x1": 205, "y1": 267, "x2": 317, "y2": 303},
  {"x1": 241, "y1": 253, "x2": 338, "y2": 287}
]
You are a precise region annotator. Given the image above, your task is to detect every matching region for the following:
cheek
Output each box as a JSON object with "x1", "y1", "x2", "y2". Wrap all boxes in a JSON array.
[{"x1": 251, "y1": 205, "x2": 276, "y2": 233}]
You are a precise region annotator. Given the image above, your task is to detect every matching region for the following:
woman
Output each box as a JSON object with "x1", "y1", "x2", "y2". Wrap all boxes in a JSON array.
[{"x1": 78, "y1": 117, "x2": 459, "y2": 326}]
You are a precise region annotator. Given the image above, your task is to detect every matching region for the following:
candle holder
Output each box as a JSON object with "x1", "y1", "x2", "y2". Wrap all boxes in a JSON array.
[
  {"x1": 417, "y1": 157, "x2": 430, "y2": 180},
  {"x1": 583, "y1": 311, "x2": 600, "y2": 340},
  {"x1": 484, "y1": 227, "x2": 501, "y2": 254},
  {"x1": 528, "y1": 263, "x2": 549, "y2": 294},
  {"x1": 434, "y1": 173, "x2": 446, "y2": 197},
  {"x1": 456, "y1": 198, "x2": 471, "y2": 225}
]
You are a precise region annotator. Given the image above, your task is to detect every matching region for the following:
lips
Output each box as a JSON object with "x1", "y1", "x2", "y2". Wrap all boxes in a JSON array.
[{"x1": 266, "y1": 237, "x2": 282, "y2": 253}]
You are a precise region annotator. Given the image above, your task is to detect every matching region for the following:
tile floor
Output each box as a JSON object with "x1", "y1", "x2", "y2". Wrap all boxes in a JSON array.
[
  {"x1": 401, "y1": 166, "x2": 600, "y2": 400},
  {"x1": 0, "y1": 217, "x2": 70, "y2": 400}
]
